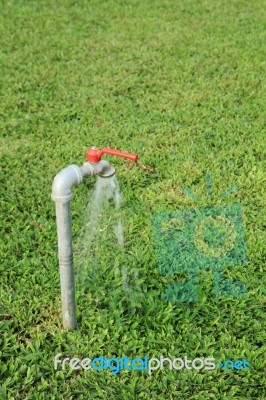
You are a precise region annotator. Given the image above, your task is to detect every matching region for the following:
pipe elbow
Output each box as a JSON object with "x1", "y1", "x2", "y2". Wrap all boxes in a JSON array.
[{"x1": 51, "y1": 165, "x2": 83, "y2": 203}]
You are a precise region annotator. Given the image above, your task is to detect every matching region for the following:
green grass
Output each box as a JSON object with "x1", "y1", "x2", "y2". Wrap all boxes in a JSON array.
[{"x1": 0, "y1": 0, "x2": 265, "y2": 398}]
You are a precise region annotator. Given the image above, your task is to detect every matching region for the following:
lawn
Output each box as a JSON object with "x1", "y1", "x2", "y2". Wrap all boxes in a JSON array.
[{"x1": 0, "y1": 0, "x2": 265, "y2": 398}]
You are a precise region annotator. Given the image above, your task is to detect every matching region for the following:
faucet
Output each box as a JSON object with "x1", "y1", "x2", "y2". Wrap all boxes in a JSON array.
[{"x1": 51, "y1": 146, "x2": 138, "y2": 330}]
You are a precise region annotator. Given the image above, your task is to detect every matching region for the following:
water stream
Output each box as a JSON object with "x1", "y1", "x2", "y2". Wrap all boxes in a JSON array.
[{"x1": 75, "y1": 175, "x2": 139, "y2": 310}]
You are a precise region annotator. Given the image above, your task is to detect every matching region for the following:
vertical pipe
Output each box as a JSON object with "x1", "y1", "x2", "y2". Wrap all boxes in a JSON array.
[
  {"x1": 55, "y1": 201, "x2": 77, "y2": 330},
  {"x1": 52, "y1": 161, "x2": 115, "y2": 330}
]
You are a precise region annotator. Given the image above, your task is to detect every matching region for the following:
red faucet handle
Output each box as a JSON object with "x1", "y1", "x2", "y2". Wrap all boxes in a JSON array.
[
  {"x1": 100, "y1": 147, "x2": 138, "y2": 162},
  {"x1": 86, "y1": 147, "x2": 138, "y2": 163}
]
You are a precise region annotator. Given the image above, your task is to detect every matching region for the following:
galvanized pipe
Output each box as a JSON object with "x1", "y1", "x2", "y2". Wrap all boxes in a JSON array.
[
  {"x1": 55, "y1": 201, "x2": 76, "y2": 329},
  {"x1": 52, "y1": 161, "x2": 115, "y2": 330}
]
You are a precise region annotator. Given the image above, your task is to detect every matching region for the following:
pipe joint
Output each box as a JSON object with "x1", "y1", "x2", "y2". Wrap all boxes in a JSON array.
[{"x1": 51, "y1": 164, "x2": 83, "y2": 203}]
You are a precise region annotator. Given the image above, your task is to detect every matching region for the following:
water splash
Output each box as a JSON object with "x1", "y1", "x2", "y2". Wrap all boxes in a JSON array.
[
  {"x1": 87, "y1": 175, "x2": 117, "y2": 236},
  {"x1": 75, "y1": 175, "x2": 118, "y2": 284},
  {"x1": 74, "y1": 175, "x2": 141, "y2": 312}
]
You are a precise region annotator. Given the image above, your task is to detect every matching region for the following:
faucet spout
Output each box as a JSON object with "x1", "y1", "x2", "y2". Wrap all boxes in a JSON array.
[{"x1": 80, "y1": 160, "x2": 115, "y2": 179}]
